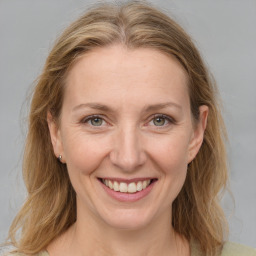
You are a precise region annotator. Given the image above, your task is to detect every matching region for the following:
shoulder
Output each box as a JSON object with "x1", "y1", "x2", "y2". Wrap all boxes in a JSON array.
[
  {"x1": 190, "y1": 240, "x2": 256, "y2": 256},
  {"x1": 222, "y1": 242, "x2": 256, "y2": 256}
]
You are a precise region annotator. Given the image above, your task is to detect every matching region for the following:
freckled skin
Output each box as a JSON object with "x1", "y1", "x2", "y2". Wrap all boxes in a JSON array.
[{"x1": 48, "y1": 44, "x2": 208, "y2": 255}]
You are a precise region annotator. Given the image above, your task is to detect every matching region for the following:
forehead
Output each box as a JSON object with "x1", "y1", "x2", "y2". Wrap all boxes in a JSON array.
[{"x1": 64, "y1": 44, "x2": 189, "y2": 109}]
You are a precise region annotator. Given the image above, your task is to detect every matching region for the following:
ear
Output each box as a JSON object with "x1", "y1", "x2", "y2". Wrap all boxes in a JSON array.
[
  {"x1": 47, "y1": 111, "x2": 65, "y2": 163},
  {"x1": 187, "y1": 105, "x2": 209, "y2": 163}
]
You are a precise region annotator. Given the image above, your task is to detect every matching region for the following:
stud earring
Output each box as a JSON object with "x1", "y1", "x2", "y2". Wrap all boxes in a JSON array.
[{"x1": 57, "y1": 155, "x2": 62, "y2": 162}]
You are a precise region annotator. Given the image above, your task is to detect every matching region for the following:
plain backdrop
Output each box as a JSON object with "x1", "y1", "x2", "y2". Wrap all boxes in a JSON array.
[{"x1": 0, "y1": 0, "x2": 256, "y2": 249}]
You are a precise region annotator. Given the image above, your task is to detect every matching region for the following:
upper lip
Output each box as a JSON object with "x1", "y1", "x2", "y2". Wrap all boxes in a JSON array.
[{"x1": 98, "y1": 177, "x2": 158, "y2": 183}]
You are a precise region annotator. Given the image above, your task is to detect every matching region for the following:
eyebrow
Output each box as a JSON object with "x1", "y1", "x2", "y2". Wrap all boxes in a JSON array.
[
  {"x1": 142, "y1": 102, "x2": 182, "y2": 113},
  {"x1": 72, "y1": 102, "x2": 182, "y2": 113},
  {"x1": 72, "y1": 103, "x2": 113, "y2": 112}
]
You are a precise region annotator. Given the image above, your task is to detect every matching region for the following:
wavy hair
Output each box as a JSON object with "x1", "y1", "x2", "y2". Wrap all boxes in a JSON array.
[{"x1": 7, "y1": 1, "x2": 228, "y2": 255}]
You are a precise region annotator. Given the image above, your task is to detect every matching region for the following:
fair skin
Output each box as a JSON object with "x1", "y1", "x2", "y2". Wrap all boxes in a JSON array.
[{"x1": 47, "y1": 44, "x2": 208, "y2": 256}]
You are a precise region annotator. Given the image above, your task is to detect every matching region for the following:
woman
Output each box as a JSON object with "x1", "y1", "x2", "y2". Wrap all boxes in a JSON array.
[{"x1": 6, "y1": 1, "x2": 256, "y2": 256}]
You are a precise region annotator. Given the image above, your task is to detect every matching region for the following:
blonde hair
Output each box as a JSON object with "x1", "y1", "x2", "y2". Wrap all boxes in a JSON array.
[{"x1": 7, "y1": 1, "x2": 228, "y2": 255}]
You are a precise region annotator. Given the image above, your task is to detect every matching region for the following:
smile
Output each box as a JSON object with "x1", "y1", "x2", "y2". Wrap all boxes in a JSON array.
[
  {"x1": 98, "y1": 177, "x2": 158, "y2": 202},
  {"x1": 101, "y1": 179, "x2": 152, "y2": 193}
]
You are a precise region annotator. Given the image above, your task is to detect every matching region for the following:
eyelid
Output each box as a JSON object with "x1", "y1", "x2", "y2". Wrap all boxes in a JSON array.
[
  {"x1": 80, "y1": 113, "x2": 176, "y2": 127},
  {"x1": 81, "y1": 114, "x2": 108, "y2": 126},
  {"x1": 147, "y1": 114, "x2": 176, "y2": 126}
]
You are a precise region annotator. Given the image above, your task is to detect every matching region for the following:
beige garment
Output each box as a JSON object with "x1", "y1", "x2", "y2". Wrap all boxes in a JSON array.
[{"x1": 191, "y1": 241, "x2": 256, "y2": 256}]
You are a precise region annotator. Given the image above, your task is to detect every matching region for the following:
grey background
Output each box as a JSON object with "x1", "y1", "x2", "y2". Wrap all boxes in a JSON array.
[{"x1": 0, "y1": 0, "x2": 255, "y2": 249}]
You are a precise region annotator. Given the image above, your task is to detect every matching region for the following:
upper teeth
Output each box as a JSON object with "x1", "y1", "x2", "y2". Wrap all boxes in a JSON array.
[{"x1": 102, "y1": 179, "x2": 151, "y2": 193}]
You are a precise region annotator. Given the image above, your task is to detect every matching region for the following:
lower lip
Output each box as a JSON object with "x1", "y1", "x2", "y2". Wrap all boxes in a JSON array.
[{"x1": 99, "y1": 180, "x2": 157, "y2": 202}]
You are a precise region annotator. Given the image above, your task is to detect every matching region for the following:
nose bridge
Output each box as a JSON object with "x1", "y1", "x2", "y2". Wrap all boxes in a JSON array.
[{"x1": 110, "y1": 124, "x2": 146, "y2": 171}]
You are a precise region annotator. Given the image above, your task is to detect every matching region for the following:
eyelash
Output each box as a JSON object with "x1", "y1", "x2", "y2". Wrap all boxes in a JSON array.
[
  {"x1": 81, "y1": 115, "x2": 107, "y2": 126},
  {"x1": 80, "y1": 114, "x2": 176, "y2": 128},
  {"x1": 148, "y1": 114, "x2": 176, "y2": 127}
]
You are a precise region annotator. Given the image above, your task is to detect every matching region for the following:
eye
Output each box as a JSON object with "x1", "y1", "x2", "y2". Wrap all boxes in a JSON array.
[
  {"x1": 89, "y1": 117, "x2": 103, "y2": 126},
  {"x1": 148, "y1": 114, "x2": 174, "y2": 127},
  {"x1": 81, "y1": 115, "x2": 106, "y2": 127},
  {"x1": 153, "y1": 116, "x2": 166, "y2": 126}
]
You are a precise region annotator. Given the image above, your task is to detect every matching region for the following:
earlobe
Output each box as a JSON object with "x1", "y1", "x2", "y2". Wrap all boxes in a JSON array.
[
  {"x1": 188, "y1": 105, "x2": 209, "y2": 163},
  {"x1": 47, "y1": 112, "x2": 65, "y2": 163}
]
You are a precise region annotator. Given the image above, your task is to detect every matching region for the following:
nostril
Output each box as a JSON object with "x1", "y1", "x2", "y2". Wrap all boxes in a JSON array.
[{"x1": 109, "y1": 140, "x2": 147, "y2": 171}]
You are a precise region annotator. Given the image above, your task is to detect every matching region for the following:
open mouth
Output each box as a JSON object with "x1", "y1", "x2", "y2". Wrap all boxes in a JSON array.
[{"x1": 98, "y1": 178, "x2": 158, "y2": 194}]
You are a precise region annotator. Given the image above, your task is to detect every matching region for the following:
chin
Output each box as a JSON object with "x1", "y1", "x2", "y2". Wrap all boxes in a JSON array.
[
  {"x1": 100, "y1": 208, "x2": 155, "y2": 231},
  {"x1": 105, "y1": 218, "x2": 149, "y2": 231}
]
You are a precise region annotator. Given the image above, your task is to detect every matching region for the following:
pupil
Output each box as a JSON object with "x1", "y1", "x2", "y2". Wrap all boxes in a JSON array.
[
  {"x1": 92, "y1": 118, "x2": 102, "y2": 126},
  {"x1": 154, "y1": 117, "x2": 165, "y2": 126}
]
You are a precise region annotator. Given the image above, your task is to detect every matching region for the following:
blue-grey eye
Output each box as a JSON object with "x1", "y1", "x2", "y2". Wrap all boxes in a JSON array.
[
  {"x1": 153, "y1": 116, "x2": 166, "y2": 126},
  {"x1": 90, "y1": 117, "x2": 103, "y2": 126}
]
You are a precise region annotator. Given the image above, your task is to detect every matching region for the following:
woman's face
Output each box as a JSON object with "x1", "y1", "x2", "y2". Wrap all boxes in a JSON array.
[{"x1": 48, "y1": 44, "x2": 207, "y2": 230}]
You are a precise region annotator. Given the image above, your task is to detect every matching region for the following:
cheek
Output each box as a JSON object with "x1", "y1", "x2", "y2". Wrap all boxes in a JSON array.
[
  {"x1": 62, "y1": 131, "x2": 110, "y2": 175},
  {"x1": 147, "y1": 134, "x2": 190, "y2": 200},
  {"x1": 148, "y1": 133, "x2": 190, "y2": 172},
  {"x1": 157, "y1": 142, "x2": 188, "y2": 188}
]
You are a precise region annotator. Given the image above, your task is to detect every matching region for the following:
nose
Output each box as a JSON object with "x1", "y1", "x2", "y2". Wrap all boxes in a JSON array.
[{"x1": 109, "y1": 126, "x2": 147, "y2": 172}]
